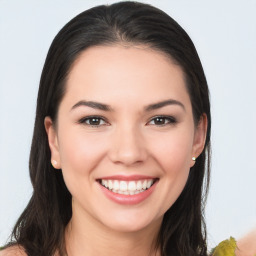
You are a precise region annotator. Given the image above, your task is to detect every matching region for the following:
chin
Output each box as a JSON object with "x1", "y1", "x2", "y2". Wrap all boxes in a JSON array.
[{"x1": 100, "y1": 211, "x2": 163, "y2": 234}]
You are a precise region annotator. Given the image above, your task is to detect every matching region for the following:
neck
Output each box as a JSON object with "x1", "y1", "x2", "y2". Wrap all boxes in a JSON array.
[{"x1": 65, "y1": 205, "x2": 162, "y2": 256}]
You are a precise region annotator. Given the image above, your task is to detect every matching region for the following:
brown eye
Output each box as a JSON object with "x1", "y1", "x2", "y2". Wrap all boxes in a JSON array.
[
  {"x1": 78, "y1": 116, "x2": 107, "y2": 127},
  {"x1": 87, "y1": 118, "x2": 102, "y2": 125},
  {"x1": 153, "y1": 117, "x2": 166, "y2": 125},
  {"x1": 148, "y1": 116, "x2": 176, "y2": 126}
]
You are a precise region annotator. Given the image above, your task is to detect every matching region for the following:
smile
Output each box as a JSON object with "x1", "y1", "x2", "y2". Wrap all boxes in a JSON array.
[{"x1": 100, "y1": 179, "x2": 156, "y2": 195}]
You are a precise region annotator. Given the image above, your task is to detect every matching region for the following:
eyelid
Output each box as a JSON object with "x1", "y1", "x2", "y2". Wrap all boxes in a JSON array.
[
  {"x1": 77, "y1": 115, "x2": 109, "y2": 127},
  {"x1": 77, "y1": 115, "x2": 177, "y2": 127},
  {"x1": 146, "y1": 115, "x2": 177, "y2": 126}
]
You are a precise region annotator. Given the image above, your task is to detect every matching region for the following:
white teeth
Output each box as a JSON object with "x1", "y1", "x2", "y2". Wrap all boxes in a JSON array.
[
  {"x1": 120, "y1": 181, "x2": 128, "y2": 191},
  {"x1": 136, "y1": 180, "x2": 142, "y2": 190},
  {"x1": 147, "y1": 180, "x2": 153, "y2": 189},
  {"x1": 142, "y1": 180, "x2": 147, "y2": 190},
  {"x1": 100, "y1": 179, "x2": 155, "y2": 195},
  {"x1": 108, "y1": 180, "x2": 113, "y2": 190},
  {"x1": 101, "y1": 180, "x2": 107, "y2": 187},
  {"x1": 128, "y1": 181, "x2": 136, "y2": 191},
  {"x1": 113, "y1": 180, "x2": 119, "y2": 190}
]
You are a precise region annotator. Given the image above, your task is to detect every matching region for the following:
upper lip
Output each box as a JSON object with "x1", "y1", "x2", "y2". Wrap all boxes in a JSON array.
[{"x1": 97, "y1": 175, "x2": 158, "y2": 181}]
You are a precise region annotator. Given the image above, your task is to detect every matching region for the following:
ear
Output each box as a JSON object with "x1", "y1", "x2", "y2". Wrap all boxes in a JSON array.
[
  {"x1": 44, "y1": 116, "x2": 61, "y2": 169},
  {"x1": 190, "y1": 113, "x2": 208, "y2": 167}
]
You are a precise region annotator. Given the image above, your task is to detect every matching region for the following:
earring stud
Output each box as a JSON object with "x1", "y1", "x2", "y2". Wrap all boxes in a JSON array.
[
  {"x1": 52, "y1": 160, "x2": 58, "y2": 167},
  {"x1": 192, "y1": 157, "x2": 196, "y2": 161}
]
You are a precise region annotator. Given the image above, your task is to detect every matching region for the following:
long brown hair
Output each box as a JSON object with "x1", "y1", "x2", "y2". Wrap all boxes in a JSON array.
[{"x1": 6, "y1": 2, "x2": 211, "y2": 255}]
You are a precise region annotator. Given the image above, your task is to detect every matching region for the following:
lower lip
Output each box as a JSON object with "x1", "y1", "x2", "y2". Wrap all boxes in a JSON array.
[{"x1": 98, "y1": 180, "x2": 158, "y2": 205}]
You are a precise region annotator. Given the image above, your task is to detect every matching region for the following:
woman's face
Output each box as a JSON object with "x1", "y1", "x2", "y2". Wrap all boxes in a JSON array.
[{"x1": 45, "y1": 45, "x2": 206, "y2": 233}]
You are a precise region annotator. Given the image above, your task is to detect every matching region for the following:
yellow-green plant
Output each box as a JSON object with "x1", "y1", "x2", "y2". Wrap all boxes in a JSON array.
[{"x1": 211, "y1": 237, "x2": 236, "y2": 256}]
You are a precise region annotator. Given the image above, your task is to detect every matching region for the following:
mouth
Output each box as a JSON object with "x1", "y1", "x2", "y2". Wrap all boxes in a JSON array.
[{"x1": 97, "y1": 178, "x2": 158, "y2": 195}]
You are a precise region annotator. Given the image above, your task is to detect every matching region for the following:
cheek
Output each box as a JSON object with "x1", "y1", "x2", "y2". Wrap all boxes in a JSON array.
[
  {"x1": 57, "y1": 128, "x2": 110, "y2": 202},
  {"x1": 149, "y1": 128, "x2": 194, "y2": 173},
  {"x1": 148, "y1": 130, "x2": 193, "y2": 212},
  {"x1": 58, "y1": 128, "x2": 108, "y2": 176}
]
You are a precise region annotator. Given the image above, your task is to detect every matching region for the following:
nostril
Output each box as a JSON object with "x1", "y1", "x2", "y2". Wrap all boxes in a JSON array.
[
  {"x1": 107, "y1": 130, "x2": 148, "y2": 165},
  {"x1": 108, "y1": 148, "x2": 147, "y2": 166}
]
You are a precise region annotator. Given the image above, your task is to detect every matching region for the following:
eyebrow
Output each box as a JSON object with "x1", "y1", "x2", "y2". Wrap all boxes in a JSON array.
[
  {"x1": 144, "y1": 99, "x2": 185, "y2": 112},
  {"x1": 71, "y1": 99, "x2": 185, "y2": 112},
  {"x1": 71, "y1": 100, "x2": 113, "y2": 111}
]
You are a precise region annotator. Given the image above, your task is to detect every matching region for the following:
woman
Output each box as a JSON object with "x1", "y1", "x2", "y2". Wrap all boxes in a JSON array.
[{"x1": 1, "y1": 1, "x2": 251, "y2": 255}]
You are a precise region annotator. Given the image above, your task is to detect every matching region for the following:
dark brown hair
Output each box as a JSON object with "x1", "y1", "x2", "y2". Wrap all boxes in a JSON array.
[{"x1": 6, "y1": 2, "x2": 211, "y2": 255}]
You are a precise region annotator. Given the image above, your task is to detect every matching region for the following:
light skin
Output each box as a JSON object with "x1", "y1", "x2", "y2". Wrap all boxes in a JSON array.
[
  {"x1": 44, "y1": 45, "x2": 207, "y2": 256},
  {"x1": 236, "y1": 228, "x2": 256, "y2": 256},
  {"x1": 1, "y1": 46, "x2": 255, "y2": 256},
  {"x1": 0, "y1": 45, "x2": 207, "y2": 256},
  {"x1": 2, "y1": 232, "x2": 256, "y2": 256}
]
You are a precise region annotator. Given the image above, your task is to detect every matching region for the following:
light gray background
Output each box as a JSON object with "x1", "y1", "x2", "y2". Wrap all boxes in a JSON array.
[{"x1": 0, "y1": 0, "x2": 255, "y2": 249}]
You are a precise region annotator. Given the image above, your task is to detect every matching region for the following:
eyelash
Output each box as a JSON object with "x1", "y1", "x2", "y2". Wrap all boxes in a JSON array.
[
  {"x1": 147, "y1": 115, "x2": 177, "y2": 126},
  {"x1": 78, "y1": 115, "x2": 177, "y2": 127},
  {"x1": 78, "y1": 116, "x2": 109, "y2": 127}
]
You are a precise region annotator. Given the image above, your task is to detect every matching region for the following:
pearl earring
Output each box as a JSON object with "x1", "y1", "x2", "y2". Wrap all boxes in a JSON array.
[
  {"x1": 192, "y1": 157, "x2": 196, "y2": 161},
  {"x1": 52, "y1": 160, "x2": 58, "y2": 168}
]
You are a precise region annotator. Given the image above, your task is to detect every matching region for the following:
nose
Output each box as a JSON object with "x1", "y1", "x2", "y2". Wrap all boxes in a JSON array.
[{"x1": 108, "y1": 124, "x2": 148, "y2": 166}]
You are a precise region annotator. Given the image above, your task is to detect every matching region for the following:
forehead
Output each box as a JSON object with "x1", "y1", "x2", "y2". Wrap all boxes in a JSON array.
[{"x1": 63, "y1": 45, "x2": 191, "y2": 110}]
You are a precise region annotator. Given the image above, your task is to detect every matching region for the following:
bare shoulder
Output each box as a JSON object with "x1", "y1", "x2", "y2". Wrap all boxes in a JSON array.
[
  {"x1": 236, "y1": 228, "x2": 256, "y2": 256},
  {"x1": 0, "y1": 246, "x2": 27, "y2": 256}
]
